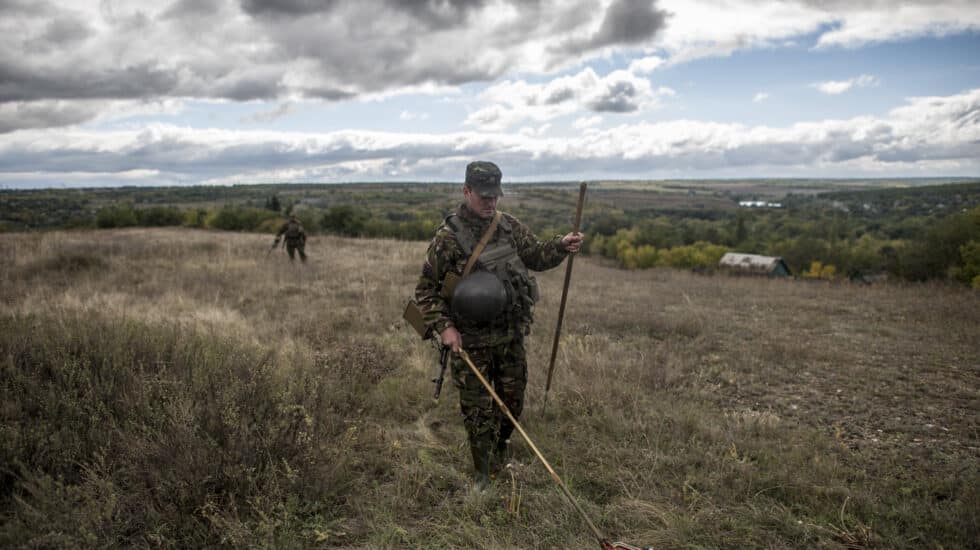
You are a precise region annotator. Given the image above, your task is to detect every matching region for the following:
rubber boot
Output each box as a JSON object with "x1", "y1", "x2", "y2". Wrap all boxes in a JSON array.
[
  {"x1": 470, "y1": 442, "x2": 493, "y2": 491},
  {"x1": 491, "y1": 437, "x2": 509, "y2": 475}
]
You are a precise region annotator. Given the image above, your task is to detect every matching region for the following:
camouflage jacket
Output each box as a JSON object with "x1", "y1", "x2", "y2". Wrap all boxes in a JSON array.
[
  {"x1": 414, "y1": 203, "x2": 569, "y2": 347},
  {"x1": 276, "y1": 220, "x2": 306, "y2": 244}
]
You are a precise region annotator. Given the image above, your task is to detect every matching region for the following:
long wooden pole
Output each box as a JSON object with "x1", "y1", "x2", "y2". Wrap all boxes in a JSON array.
[
  {"x1": 543, "y1": 182, "x2": 587, "y2": 409},
  {"x1": 458, "y1": 349, "x2": 607, "y2": 547}
]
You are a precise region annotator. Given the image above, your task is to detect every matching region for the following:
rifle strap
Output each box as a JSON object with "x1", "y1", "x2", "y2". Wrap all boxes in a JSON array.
[{"x1": 462, "y1": 211, "x2": 501, "y2": 277}]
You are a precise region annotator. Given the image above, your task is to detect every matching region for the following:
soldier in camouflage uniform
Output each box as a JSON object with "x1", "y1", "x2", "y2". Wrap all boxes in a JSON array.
[
  {"x1": 273, "y1": 214, "x2": 307, "y2": 262},
  {"x1": 414, "y1": 161, "x2": 584, "y2": 488}
]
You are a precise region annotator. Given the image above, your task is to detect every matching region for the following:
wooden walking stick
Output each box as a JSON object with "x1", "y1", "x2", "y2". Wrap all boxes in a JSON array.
[
  {"x1": 458, "y1": 350, "x2": 649, "y2": 550},
  {"x1": 543, "y1": 182, "x2": 587, "y2": 410}
]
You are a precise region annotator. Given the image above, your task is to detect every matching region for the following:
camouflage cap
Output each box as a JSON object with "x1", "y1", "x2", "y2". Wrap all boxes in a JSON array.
[{"x1": 465, "y1": 161, "x2": 503, "y2": 198}]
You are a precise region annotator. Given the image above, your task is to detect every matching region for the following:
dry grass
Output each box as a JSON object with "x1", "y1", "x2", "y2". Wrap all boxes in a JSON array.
[{"x1": 1, "y1": 227, "x2": 977, "y2": 549}]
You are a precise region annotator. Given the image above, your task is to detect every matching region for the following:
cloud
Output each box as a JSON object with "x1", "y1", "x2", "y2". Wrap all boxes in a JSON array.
[
  {"x1": 0, "y1": 100, "x2": 103, "y2": 133},
  {"x1": 656, "y1": 0, "x2": 980, "y2": 66},
  {"x1": 0, "y1": 99, "x2": 185, "y2": 133},
  {"x1": 809, "y1": 0, "x2": 980, "y2": 48},
  {"x1": 465, "y1": 68, "x2": 669, "y2": 130},
  {"x1": 573, "y1": 115, "x2": 603, "y2": 129},
  {"x1": 243, "y1": 102, "x2": 295, "y2": 124},
  {"x1": 558, "y1": 0, "x2": 669, "y2": 54},
  {"x1": 813, "y1": 74, "x2": 879, "y2": 95},
  {"x1": 753, "y1": 92, "x2": 770, "y2": 102},
  {"x1": 628, "y1": 55, "x2": 665, "y2": 74},
  {"x1": 1, "y1": 0, "x2": 978, "y2": 134},
  {"x1": 0, "y1": 1, "x2": 669, "y2": 108},
  {"x1": 3, "y1": 88, "x2": 976, "y2": 185}
]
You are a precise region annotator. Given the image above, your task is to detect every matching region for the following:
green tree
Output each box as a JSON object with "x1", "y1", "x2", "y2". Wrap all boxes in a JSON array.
[
  {"x1": 138, "y1": 206, "x2": 184, "y2": 226},
  {"x1": 321, "y1": 205, "x2": 370, "y2": 237},
  {"x1": 265, "y1": 194, "x2": 281, "y2": 212},
  {"x1": 95, "y1": 203, "x2": 139, "y2": 228}
]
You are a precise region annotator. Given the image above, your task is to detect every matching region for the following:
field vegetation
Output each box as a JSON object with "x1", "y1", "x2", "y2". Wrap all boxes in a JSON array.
[
  {"x1": 1, "y1": 228, "x2": 977, "y2": 548},
  {"x1": 2, "y1": 179, "x2": 979, "y2": 286}
]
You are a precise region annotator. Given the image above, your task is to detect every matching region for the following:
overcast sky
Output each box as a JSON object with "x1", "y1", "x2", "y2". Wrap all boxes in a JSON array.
[{"x1": 1, "y1": 0, "x2": 979, "y2": 188}]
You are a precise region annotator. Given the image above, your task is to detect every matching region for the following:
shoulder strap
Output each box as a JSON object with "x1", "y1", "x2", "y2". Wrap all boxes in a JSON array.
[
  {"x1": 445, "y1": 215, "x2": 472, "y2": 255},
  {"x1": 462, "y1": 211, "x2": 501, "y2": 277}
]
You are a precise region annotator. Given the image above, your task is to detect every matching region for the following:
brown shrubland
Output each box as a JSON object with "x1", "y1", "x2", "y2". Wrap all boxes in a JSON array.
[{"x1": 1, "y1": 228, "x2": 977, "y2": 548}]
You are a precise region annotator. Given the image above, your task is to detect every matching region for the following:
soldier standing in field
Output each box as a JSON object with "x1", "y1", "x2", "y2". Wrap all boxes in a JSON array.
[
  {"x1": 414, "y1": 161, "x2": 584, "y2": 489},
  {"x1": 273, "y1": 214, "x2": 307, "y2": 262}
]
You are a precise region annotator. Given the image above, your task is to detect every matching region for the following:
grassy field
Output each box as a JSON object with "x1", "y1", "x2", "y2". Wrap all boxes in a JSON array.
[{"x1": 1, "y1": 228, "x2": 977, "y2": 549}]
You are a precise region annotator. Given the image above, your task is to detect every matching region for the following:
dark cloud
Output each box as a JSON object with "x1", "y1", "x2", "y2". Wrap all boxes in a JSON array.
[
  {"x1": 559, "y1": 0, "x2": 668, "y2": 55},
  {"x1": 297, "y1": 86, "x2": 356, "y2": 101},
  {"x1": 0, "y1": 0, "x2": 667, "y2": 131},
  {"x1": 25, "y1": 16, "x2": 93, "y2": 52},
  {"x1": 545, "y1": 87, "x2": 575, "y2": 105},
  {"x1": 0, "y1": 101, "x2": 100, "y2": 133},
  {"x1": 594, "y1": 0, "x2": 669, "y2": 45},
  {"x1": 0, "y1": 60, "x2": 180, "y2": 102},
  {"x1": 390, "y1": 0, "x2": 491, "y2": 27},
  {"x1": 587, "y1": 80, "x2": 640, "y2": 112},
  {"x1": 0, "y1": 0, "x2": 56, "y2": 16},
  {"x1": 240, "y1": 0, "x2": 339, "y2": 17},
  {"x1": 162, "y1": 0, "x2": 225, "y2": 19},
  {"x1": 212, "y1": 76, "x2": 284, "y2": 101}
]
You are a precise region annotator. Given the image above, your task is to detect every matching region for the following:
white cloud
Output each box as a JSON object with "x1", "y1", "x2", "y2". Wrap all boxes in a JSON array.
[
  {"x1": 1, "y1": 0, "x2": 977, "y2": 135},
  {"x1": 814, "y1": 74, "x2": 880, "y2": 95},
  {"x1": 465, "y1": 68, "x2": 669, "y2": 131},
  {"x1": 656, "y1": 1, "x2": 980, "y2": 66},
  {"x1": 628, "y1": 55, "x2": 665, "y2": 74},
  {"x1": 573, "y1": 115, "x2": 603, "y2": 129},
  {"x1": 2, "y1": 88, "x2": 977, "y2": 185},
  {"x1": 753, "y1": 92, "x2": 770, "y2": 103},
  {"x1": 813, "y1": 1, "x2": 980, "y2": 48}
]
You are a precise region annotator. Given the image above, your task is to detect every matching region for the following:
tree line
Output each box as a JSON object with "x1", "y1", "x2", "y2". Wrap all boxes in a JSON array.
[{"x1": 2, "y1": 182, "x2": 978, "y2": 287}]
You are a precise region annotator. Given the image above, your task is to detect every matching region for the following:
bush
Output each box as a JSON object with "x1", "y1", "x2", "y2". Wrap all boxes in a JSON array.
[
  {"x1": 321, "y1": 205, "x2": 370, "y2": 236},
  {"x1": 137, "y1": 206, "x2": 184, "y2": 227},
  {"x1": 95, "y1": 203, "x2": 139, "y2": 228},
  {"x1": 0, "y1": 313, "x2": 354, "y2": 547},
  {"x1": 208, "y1": 206, "x2": 279, "y2": 231}
]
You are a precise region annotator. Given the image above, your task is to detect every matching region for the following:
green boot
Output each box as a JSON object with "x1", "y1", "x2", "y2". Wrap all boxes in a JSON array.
[{"x1": 470, "y1": 442, "x2": 493, "y2": 490}]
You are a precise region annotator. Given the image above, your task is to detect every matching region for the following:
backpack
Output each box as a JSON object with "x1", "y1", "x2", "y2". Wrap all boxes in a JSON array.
[{"x1": 285, "y1": 220, "x2": 302, "y2": 239}]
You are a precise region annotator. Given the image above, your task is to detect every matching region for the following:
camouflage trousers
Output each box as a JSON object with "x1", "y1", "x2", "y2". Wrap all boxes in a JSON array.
[
  {"x1": 450, "y1": 337, "x2": 527, "y2": 479},
  {"x1": 285, "y1": 241, "x2": 306, "y2": 262}
]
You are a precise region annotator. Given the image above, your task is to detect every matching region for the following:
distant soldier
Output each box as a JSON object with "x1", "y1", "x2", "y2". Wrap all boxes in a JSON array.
[
  {"x1": 273, "y1": 214, "x2": 307, "y2": 262},
  {"x1": 414, "y1": 161, "x2": 583, "y2": 489}
]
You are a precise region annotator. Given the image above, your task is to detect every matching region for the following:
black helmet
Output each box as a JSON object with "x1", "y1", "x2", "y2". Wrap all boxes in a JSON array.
[{"x1": 451, "y1": 270, "x2": 506, "y2": 324}]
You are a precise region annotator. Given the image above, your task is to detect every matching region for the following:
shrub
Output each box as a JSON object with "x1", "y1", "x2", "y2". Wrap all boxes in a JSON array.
[
  {"x1": 0, "y1": 313, "x2": 354, "y2": 547},
  {"x1": 137, "y1": 206, "x2": 184, "y2": 227},
  {"x1": 321, "y1": 205, "x2": 370, "y2": 236},
  {"x1": 95, "y1": 203, "x2": 139, "y2": 228},
  {"x1": 208, "y1": 206, "x2": 279, "y2": 231}
]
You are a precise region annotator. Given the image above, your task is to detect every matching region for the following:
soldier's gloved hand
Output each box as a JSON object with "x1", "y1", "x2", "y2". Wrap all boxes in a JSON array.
[{"x1": 272, "y1": 238, "x2": 280, "y2": 246}]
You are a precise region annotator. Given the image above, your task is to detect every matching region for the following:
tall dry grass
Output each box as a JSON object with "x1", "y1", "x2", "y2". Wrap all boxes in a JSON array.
[{"x1": 1, "y1": 228, "x2": 977, "y2": 548}]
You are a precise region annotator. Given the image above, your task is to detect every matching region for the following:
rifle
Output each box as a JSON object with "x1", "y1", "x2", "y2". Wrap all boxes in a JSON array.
[
  {"x1": 432, "y1": 343, "x2": 451, "y2": 400},
  {"x1": 266, "y1": 237, "x2": 280, "y2": 256}
]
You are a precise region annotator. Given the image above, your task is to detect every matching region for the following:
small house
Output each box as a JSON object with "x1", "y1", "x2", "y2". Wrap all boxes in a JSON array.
[{"x1": 718, "y1": 252, "x2": 792, "y2": 277}]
